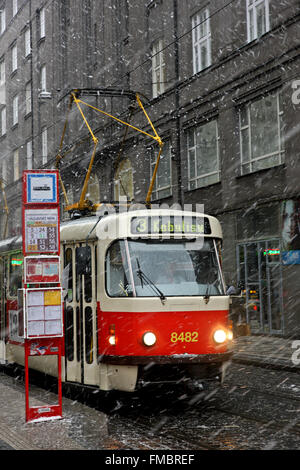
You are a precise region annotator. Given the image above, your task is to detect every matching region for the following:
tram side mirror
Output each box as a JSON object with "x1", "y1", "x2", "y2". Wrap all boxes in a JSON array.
[
  {"x1": 76, "y1": 246, "x2": 91, "y2": 276},
  {"x1": 226, "y1": 285, "x2": 241, "y2": 296}
]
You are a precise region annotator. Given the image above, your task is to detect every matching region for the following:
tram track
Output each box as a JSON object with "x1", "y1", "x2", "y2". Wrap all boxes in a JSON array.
[
  {"x1": 207, "y1": 404, "x2": 300, "y2": 438},
  {"x1": 196, "y1": 379, "x2": 300, "y2": 443},
  {"x1": 1, "y1": 361, "x2": 300, "y2": 450},
  {"x1": 108, "y1": 413, "x2": 219, "y2": 450},
  {"x1": 105, "y1": 374, "x2": 300, "y2": 450}
]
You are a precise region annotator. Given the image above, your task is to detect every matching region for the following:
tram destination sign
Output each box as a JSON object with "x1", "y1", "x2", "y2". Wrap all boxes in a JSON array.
[{"x1": 131, "y1": 216, "x2": 211, "y2": 235}]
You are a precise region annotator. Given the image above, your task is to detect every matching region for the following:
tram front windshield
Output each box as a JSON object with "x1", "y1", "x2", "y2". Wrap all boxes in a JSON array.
[{"x1": 106, "y1": 238, "x2": 225, "y2": 297}]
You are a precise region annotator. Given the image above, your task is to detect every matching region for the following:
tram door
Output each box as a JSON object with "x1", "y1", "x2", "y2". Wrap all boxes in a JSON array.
[
  {"x1": 63, "y1": 243, "x2": 98, "y2": 385},
  {"x1": 0, "y1": 256, "x2": 5, "y2": 363},
  {"x1": 238, "y1": 239, "x2": 283, "y2": 334}
]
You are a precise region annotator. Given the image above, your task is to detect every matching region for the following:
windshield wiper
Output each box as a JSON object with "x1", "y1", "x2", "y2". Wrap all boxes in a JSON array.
[
  {"x1": 136, "y1": 258, "x2": 166, "y2": 303},
  {"x1": 204, "y1": 284, "x2": 211, "y2": 304}
]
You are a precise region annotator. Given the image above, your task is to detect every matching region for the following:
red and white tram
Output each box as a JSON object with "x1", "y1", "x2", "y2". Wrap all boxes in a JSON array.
[{"x1": 0, "y1": 209, "x2": 233, "y2": 392}]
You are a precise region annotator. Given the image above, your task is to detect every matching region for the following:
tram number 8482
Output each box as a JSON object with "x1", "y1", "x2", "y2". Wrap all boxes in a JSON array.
[{"x1": 170, "y1": 331, "x2": 199, "y2": 343}]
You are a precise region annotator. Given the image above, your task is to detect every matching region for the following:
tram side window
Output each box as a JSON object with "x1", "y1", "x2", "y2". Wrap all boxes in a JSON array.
[
  {"x1": 63, "y1": 248, "x2": 73, "y2": 302},
  {"x1": 84, "y1": 246, "x2": 92, "y2": 303},
  {"x1": 65, "y1": 306, "x2": 74, "y2": 362},
  {"x1": 85, "y1": 306, "x2": 93, "y2": 364},
  {"x1": 0, "y1": 258, "x2": 3, "y2": 302},
  {"x1": 9, "y1": 255, "x2": 23, "y2": 298},
  {"x1": 95, "y1": 245, "x2": 97, "y2": 299},
  {"x1": 106, "y1": 241, "x2": 131, "y2": 297}
]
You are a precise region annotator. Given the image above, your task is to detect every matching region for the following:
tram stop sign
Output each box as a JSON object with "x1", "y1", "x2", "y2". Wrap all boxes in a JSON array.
[{"x1": 22, "y1": 170, "x2": 63, "y2": 423}]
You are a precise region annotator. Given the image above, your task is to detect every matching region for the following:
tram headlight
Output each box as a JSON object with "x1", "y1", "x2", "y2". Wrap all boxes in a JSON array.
[
  {"x1": 213, "y1": 329, "x2": 227, "y2": 344},
  {"x1": 227, "y1": 330, "x2": 233, "y2": 341},
  {"x1": 108, "y1": 324, "x2": 116, "y2": 346},
  {"x1": 142, "y1": 331, "x2": 157, "y2": 347}
]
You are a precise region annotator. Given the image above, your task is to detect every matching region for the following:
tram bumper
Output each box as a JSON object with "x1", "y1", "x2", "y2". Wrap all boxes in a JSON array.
[{"x1": 98, "y1": 351, "x2": 233, "y2": 391}]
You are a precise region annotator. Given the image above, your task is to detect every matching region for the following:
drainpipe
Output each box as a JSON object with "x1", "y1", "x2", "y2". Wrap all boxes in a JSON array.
[
  {"x1": 173, "y1": 0, "x2": 184, "y2": 207},
  {"x1": 29, "y1": 0, "x2": 35, "y2": 168}
]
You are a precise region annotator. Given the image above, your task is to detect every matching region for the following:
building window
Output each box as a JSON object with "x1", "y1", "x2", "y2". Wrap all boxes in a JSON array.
[
  {"x1": 85, "y1": 173, "x2": 100, "y2": 204},
  {"x1": 13, "y1": 0, "x2": 18, "y2": 17},
  {"x1": 1, "y1": 107, "x2": 6, "y2": 135},
  {"x1": 247, "y1": 0, "x2": 270, "y2": 42},
  {"x1": 40, "y1": 65, "x2": 46, "y2": 91},
  {"x1": 11, "y1": 44, "x2": 17, "y2": 72},
  {"x1": 0, "y1": 9, "x2": 5, "y2": 34},
  {"x1": 25, "y1": 81, "x2": 31, "y2": 115},
  {"x1": 0, "y1": 59, "x2": 5, "y2": 106},
  {"x1": 187, "y1": 120, "x2": 220, "y2": 190},
  {"x1": 40, "y1": 7, "x2": 45, "y2": 39},
  {"x1": 151, "y1": 39, "x2": 165, "y2": 98},
  {"x1": 25, "y1": 27, "x2": 31, "y2": 57},
  {"x1": 114, "y1": 158, "x2": 134, "y2": 202},
  {"x1": 0, "y1": 58, "x2": 5, "y2": 84},
  {"x1": 2, "y1": 158, "x2": 7, "y2": 182},
  {"x1": 26, "y1": 141, "x2": 32, "y2": 170},
  {"x1": 12, "y1": 95, "x2": 18, "y2": 125},
  {"x1": 41, "y1": 127, "x2": 47, "y2": 164},
  {"x1": 13, "y1": 149, "x2": 19, "y2": 181},
  {"x1": 239, "y1": 91, "x2": 284, "y2": 175},
  {"x1": 150, "y1": 141, "x2": 172, "y2": 200},
  {"x1": 192, "y1": 8, "x2": 211, "y2": 74}
]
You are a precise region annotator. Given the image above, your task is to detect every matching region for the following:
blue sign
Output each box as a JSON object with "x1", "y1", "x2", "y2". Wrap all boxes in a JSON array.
[
  {"x1": 282, "y1": 250, "x2": 300, "y2": 265},
  {"x1": 27, "y1": 173, "x2": 57, "y2": 204}
]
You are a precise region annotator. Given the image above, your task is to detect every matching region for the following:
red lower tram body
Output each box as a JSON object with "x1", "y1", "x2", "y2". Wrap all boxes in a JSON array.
[{"x1": 98, "y1": 303, "x2": 233, "y2": 387}]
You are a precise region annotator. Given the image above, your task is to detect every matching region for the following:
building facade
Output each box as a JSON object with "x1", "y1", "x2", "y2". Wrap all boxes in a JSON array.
[{"x1": 0, "y1": 0, "x2": 300, "y2": 336}]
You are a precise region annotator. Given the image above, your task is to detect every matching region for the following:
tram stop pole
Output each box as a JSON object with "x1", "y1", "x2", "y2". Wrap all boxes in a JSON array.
[{"x1": 21, "y1": 170, "x2": 63, "y2": 423}]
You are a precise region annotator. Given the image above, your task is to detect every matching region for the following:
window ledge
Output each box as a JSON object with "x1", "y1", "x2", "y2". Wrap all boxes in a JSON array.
[
  {"x1": 236, "y1": 163, "x2": 286, "y2": 179},
  {"x1": 37, "y1": 36, "x2": 46, "y2": 47},
  {"x1": 151, "y1": 192, "x2": 172, "y2": 202},
  {"x1": 24, "y1": 111, "x2": 32, "y2": 120},
  {"x1": 186, "y1": 180, "x2": 221, "y2": 192}
]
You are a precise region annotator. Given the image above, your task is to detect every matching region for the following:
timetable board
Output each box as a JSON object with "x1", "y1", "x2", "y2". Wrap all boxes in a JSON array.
[
  {"x1": 24, "y1": 208, "x2": 59, "y2": 254},
  {"x1": 24, "y1": 288, "x2": 63, "y2": 338}
]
